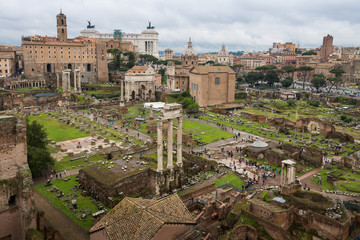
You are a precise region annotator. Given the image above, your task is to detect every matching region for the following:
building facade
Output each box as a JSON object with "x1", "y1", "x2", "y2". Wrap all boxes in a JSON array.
[
  {"x1": 80, "y1": 22, "x2": 159, "y2": 57},
  {"x1": 189, "y1": 66, "x2": 235, "y2": 107},
  {"x1": 22, "y1": 11, "x2": 133, "y2": 85},
  {"x1": 124, "y1": 66, "x2": 156, "y2": 101},
  {"x1": 0, "y1": 45, "x2": 21, "y2": 77}
]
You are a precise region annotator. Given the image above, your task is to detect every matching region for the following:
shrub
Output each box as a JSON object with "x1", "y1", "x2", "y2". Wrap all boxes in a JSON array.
[
  {"x1": 287, "y1": 99, "x2": 296, "y2": 107},
  {"x1": 309, "y1": 99, "x2": 320, "y2": 107}
]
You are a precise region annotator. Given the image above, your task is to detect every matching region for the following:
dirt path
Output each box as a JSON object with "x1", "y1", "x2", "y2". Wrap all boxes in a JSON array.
[{"x1": 34, "y1": 191, "x2": 89, "y2": 240}]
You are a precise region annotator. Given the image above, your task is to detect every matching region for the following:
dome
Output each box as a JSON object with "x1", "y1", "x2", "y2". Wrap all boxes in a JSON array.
[
  {"x1": 251, "y1": 141, "x2": 268, "y2": 148},
  {"x1": 218, "y1": 44, "x2": 229, "y2": 57},
  {"x1": 183, "y1": 37, "x2": 197, "y2": 56}
]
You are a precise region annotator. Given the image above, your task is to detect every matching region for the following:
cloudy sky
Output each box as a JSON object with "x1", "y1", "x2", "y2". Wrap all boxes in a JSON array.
[{"x1": 1, "y1": 0, "x2": 360, "y2": 53}]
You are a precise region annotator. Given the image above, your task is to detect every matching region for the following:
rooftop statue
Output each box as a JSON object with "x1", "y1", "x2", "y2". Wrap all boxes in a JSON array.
[
  {"x1": 147, "y1": 21, "x2": 155, "y2": 29},
  {"x1": 87, "y1": 20, "x2": 95, "y2": 29}
]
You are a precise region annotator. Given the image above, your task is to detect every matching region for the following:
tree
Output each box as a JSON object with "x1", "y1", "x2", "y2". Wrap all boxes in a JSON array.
[
  {"x1": 328, "y1": 67, "x2": 345, "y2": 91},
  {"x1": 27, "y1": 120, "x2": 54, "y2": 177},
  {"x1": 302, "y1": 51, "x2": 317, "y2": 55},
  {"x1": 281, "y1": 77, "x2": 293, "y2": 89},
  {"x1": 123, "y1": 51, "x2": 135, "y2": 69},
  {"x1": 255, "y1": 65, "x2": 277, "y2": 75},
  {"x1": 264, "y1": 70, "x2": 279, "y2": 86},
  {"x1": 297, "y1": 66, "x2": 314, "y2": 89},
  {"x1": 231, "y1": 64, "x2": 244, "y2": 75},
  {"x1": 107, "y1": 48, "x2": 123, "y2": 70},
  {"x1": 139, "y1": 54, "x2": 158, "y2": 64},
  {"x1": 327, "y1": 77, "x2": 342, "y2": 92},
  {"x1": 282, "y1": 66, "x2": 296, "y2": 80},
  {"x1": 236, "y1": 76, "x2": 244, "y2": 84},
  {"x1": 206, "y1": 60, "x2": 215, "y2": 65},
  {"x1": 311, "y1": 74, "x2": 327, "y2": 92},
  {"x1": 244, "y1": 72, "x2": 263, "y2": 86}
]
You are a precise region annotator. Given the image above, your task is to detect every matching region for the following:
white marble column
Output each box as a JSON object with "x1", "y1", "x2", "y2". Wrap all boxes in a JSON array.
[
  {"x1": 281, "y1": 163, "x2": 284, "y2": 185},
  {"x1": 177, "y1": 117, "x2": 183, "y2": 167},
  {"x1": 157, "y1": 120, "x2": 163, "y2": 172},
  {"x1": 167, "y1": 119, "x2": 173, "y2": 169}
]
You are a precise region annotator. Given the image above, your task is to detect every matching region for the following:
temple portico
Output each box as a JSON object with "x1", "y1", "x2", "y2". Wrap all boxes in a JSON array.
[{"x1": 156, "y1": 103, "x2": 183, "y2": 172}]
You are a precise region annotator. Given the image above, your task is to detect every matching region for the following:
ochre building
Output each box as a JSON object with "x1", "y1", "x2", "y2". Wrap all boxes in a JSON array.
[{"x1": 189, "y1": 66, "x2": 235, "y2": 107}]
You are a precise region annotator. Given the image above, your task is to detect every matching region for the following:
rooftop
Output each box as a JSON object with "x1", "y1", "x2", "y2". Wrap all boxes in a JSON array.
[{"x1": 89, "y1": 194, "x2": 195, "y2": 240}]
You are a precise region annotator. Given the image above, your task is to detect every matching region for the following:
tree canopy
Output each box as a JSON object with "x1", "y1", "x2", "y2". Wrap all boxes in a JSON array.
[
  {"x1": 311, "y1": 74, "x2": 327, "y2": 92},
  {"x1": 244, "y1": 72, "x2": 263, "y2": 86},
  {"x1": 264, "y1": 70, "x2": 280, "y2": 86},
  {"x1": 329, "y1": 68, "x2": 346, "y2": 78},
  {"x1": 281, "y1": 77, "x2": 293, "y2": 89},
  {"x1": 297, "y1": 66, "x2": 314, "y2": 89},
  {"x1": 302, "y1": 51, "x2": 317, "y2": 55},
  {"x1": 107, "y1": 48, "x2": 124, "y2": 70},
  {"x1": 27, "y1": 120, "x2": 54, "y2": 177}
]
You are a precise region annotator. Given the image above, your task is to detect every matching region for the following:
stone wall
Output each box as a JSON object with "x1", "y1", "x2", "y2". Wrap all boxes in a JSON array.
[
  {"x1": 227, "y1": 225, "x2": 258, "y2": 240},
  {"x1": 243, "y1": 209, "x2": 291, "y2": 240},
  {"x1": 294, "y1": 209, "x2": 351, "y2": 240},
  {"x1": 0, "y1": 112, "x2": 36, "y2": 240}
]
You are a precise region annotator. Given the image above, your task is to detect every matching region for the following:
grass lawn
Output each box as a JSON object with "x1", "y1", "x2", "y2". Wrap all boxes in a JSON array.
[
  {"x1": 53, "y1": 154, "x2": 106, "y2": 172},
  {"x1": 182, "y1": 120, "x2": 233, "y2": 144},
  {"x1": 215, "y1": 173, "x2": 244, "y2": 189},
  {"x1": 35, "y1": 175, "x2": 108, "y2": 231},
  {"x1": 27, "y1": 114, "x2": 90, "y2": 142}
]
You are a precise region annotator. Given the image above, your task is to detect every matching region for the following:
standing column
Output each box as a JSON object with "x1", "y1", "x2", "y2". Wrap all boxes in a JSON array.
[
  {"x1": 177, "y1": 117, "x2": 183, "y2": 167},
  {"x1": 67, "y1": 73, "x2": 71, "y2": 91},
  {"x1": 77, "y1": 70, "x2": 81, "y2": 93},
  {"x1": 74, "y1": 70, "x2": 77, "y2": 92},
  {"x1": 157, "y1": 120, "x2": 163, "y2": 172},
  {"x1": 167, "y1": 119, "x2": 173, "y2": 169},
  {"x1": 56, "y1": 73, "x2": 60, "y2": 89},
  {"x1": 281, "y1": 163, "x2": 284, "y2": 185}
]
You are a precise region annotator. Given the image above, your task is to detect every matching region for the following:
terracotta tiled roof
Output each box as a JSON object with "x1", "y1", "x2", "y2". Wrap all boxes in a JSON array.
[
  {"x1": 190, "y1": 65, "x2": 235, "y2": 74},
  {"x1": 89, "y1": 194, "x2": 195, "y2": 240}
]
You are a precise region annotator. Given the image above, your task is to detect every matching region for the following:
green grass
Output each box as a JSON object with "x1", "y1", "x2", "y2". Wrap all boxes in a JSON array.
[
  {"x1": 182, "y1": 120, "x2": 233, "y2": 144},
  {"x1": 27, "y1": 114, "x2": 90, "y2": 142},
  {"x1": 53, "y1": 154, "x2": 105, "y2": 172},
  {"x1": 35, "y1": 175, "x2": 108, "y2": 231},
  {"x1": 215, "y1": 173, "x2": 244, "y2": 189},
  {"x1": 312, "y1": 166, "x2": 360, "y2": 193}
]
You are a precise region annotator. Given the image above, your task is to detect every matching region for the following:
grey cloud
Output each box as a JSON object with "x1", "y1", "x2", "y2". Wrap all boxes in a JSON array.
[{"x1": 1, "y1": 0, "x2": 360, "y2": 51}]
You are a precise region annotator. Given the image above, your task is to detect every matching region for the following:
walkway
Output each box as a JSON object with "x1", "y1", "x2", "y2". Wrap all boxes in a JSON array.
[{"x1": 33, "y1": 191, "x2": 89, "y2": 240}]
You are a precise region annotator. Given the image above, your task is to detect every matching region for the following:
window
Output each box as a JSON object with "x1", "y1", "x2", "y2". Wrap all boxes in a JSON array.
[{"x1": 215, "y1": 77, "x2": 220, "y2": 85}]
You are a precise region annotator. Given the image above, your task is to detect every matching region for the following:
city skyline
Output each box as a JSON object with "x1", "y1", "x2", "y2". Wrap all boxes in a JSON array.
[{"x1": 1, "y1": 0, "x2": 360, "y2": 52}]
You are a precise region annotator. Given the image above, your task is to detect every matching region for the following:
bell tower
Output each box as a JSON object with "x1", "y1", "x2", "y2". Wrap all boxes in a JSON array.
[{"x1": 56, "y1": 9, "x2": 67, "y2": 42}]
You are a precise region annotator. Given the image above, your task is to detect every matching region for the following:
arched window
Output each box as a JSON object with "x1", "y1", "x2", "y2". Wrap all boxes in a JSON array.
[
  {"x1": 68, "y1": 64, "x2": 72, "y2": 70},
  {"x1": 61, "y1": 20, "x2": 64, "y2": 25},
  {"x1": 215, "y1": 77, "x2": 220, "y2": 85},
  {"x1": 46, "y1": 64, "x2": 51, "y2": 73},
  {"x1": 87, "y1": 64, "x2": 91, "y2": 72},
  {"x1": 62, "y1": 29, "x2": 64, "y2": 34}
]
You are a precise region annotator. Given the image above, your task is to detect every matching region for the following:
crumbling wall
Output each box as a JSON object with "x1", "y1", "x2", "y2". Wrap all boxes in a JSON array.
[
  {"x1": 294, "y1": 209, "x2": 351, "y2": 240},
  {"x1": 0, "y1": 113, "x2": 36, "y2": 240}
]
